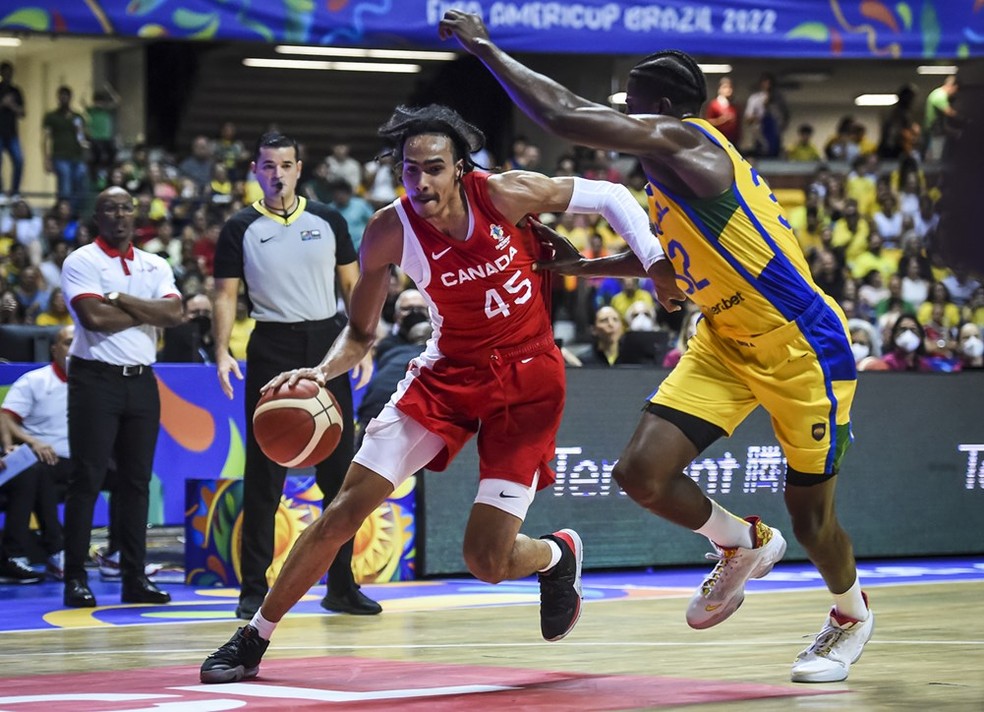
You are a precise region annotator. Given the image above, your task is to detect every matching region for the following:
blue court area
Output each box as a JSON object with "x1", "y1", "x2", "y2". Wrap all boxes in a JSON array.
[{"x1": 3, "y1": 557, "x2": 982, "y2": 632}]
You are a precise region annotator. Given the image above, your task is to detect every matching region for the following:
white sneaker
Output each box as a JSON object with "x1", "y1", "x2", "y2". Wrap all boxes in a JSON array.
[
  {"x1": 96, "y1": 548, "x2": 163, "y2": 580},
  {"x1": 792, "y1": 603, "x2": 874, "y2": 683},
  {"x1": 686, "y1": 517, "x2": 787, "y2": 629},
  {"x1": 96, "y1": 548, "x2": 121, "y2": 579},
  {"x1": 46, "y1": 550, "x2": 65, "y2": 580}
]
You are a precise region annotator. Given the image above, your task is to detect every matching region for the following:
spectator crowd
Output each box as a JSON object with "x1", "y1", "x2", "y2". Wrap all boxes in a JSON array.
[{"x1": 0, "y1": 69, "x2": 977, "y2": 375}]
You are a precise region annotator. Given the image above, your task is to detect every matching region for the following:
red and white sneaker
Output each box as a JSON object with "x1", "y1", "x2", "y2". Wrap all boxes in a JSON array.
[
  {"x1": 792, "y1": 595, "x2": 874, "y2": 683},
  {"x1": 95, "y1": 548, "x2": 163, "y2": 580},
  {"x1": 686, "y1": 517, "x2": 786, "y2": 629},
  {"x1": 537, "y1": 529, "x2": 583, "y2": 641}
]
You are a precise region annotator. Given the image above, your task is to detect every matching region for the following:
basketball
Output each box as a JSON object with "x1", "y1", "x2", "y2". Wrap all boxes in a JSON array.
[{"x1": 252, "y1": 380, "x2": 344, "y2": 468}]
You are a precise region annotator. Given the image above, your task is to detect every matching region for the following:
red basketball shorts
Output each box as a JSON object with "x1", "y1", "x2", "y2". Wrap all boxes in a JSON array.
[{"x1": 392, "y1": 346, "x2": 566, "y2": 490}]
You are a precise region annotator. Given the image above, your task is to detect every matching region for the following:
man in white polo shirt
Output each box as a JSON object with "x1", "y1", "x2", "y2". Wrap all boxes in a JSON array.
[
  {"x1": 0, "y1": 325, "x2": 74, "y2": 584},
  {"x1": 60, "y1": 186, "x2": 183, "y2": 608}
]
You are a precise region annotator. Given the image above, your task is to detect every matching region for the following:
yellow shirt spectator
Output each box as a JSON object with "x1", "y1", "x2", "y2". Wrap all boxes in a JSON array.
[
  {"x1": 786, "y1": 202, "x2": 827, "y2": 257},
  {"x1": 831, "y1": 207, "x2": 870, "y2": 263},
  {"x1": 964, "y1": 304, "x2": 984, "y2": 327},
  {"x1": 609, "y1": 279, "x2": 655, "y2": 322},
  {"x1": 845, "y1": 174, "x2": 877, "y2": 217},
  {"x1": 917, "y1": 300, "x2": 960, "y2": 331},
  {"x1": 850, "y1": 250, "x2": 899, "y2": 282},
  {"x1": 553, "y1": 214, "x2": 592, "y2": 253},
  {"x1": 787, "y1": 144, "x2": 821, "y2": 161}
]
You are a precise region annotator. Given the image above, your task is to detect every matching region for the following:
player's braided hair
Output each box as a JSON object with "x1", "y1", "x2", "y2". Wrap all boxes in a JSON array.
[
  {"x1": 628, "y1": 50, "x2": 707, "y2": 115},
  {"x1": 378, "y1": 104, "x2": 485, "y2": 172}
]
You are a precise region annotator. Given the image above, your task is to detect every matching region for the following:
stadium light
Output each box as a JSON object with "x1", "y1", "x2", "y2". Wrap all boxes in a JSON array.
[
  {"x1": 243, "y1": 58, "x2": 421, "y2": 73},
  {"x1": 697, "y1": 64, "x2": 733, "y2": 74},
  {"x1": 917, "y1": 65, "x2": 958, "y2": 75},
  {"x1": 275, "y1": 45, "x2": 457, "y2": 61},
  {"x1": 854, "y1": 94, "x2": 899, "y2": 107},
  {"x1": 609, "y1": 91, "x2": 627, "y2": 105}
]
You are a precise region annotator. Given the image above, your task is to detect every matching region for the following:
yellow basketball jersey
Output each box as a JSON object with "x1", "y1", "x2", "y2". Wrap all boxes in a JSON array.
[{"x1": 646, "y1": 118, "x2": 823, "y2": 342}]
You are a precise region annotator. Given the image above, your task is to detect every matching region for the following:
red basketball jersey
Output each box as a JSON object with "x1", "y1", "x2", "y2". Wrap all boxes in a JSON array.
[{"x1": 394, "y1": 171, "x2": 552, "y2": 362}]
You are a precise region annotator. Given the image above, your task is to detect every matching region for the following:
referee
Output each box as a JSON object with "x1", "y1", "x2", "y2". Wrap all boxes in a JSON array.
[
  {"x1": 213, "y1": 132, "x2": 380, "y2": 620},
  {"x1": 60, "y1": 186, "x2": 182, "y2": 607}
]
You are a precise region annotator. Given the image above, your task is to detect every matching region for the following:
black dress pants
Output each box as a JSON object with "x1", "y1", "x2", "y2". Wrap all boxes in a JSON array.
[
  {"x1": 0, "y1": 456, "x2": 72, "y2": 559},
  {"x1": 64, "y1": 358, "x2": 159, "y2": 582},
  {"x1": 239, "y1": 318, "x2": 356, "y2": 605}
]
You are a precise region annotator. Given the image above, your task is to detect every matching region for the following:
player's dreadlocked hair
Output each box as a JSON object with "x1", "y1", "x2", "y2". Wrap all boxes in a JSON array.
[
  {"x1": 377, "y1": 104, "x2": 486, "y2": 172},
  {"x1": 628, "y1": 50, "x2": 707, "y2": 115}
]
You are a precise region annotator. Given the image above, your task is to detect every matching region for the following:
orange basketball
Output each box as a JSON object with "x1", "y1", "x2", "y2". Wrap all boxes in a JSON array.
[{"x1": 252, "y1": 380, "x2": 344, "y2": 468}]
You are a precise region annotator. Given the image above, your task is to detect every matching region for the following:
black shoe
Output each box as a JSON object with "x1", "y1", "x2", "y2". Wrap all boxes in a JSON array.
[
  {"x1": 537, "y1": 529, "x2": 583, "y2": 641},
  {"x1": 121, "y1": 575, "x2": 171, "y2": 604},
  {"x1": 235, "y1": 597, "x2": 263, "y2": 621},
  {"x1": 200, "y1": 625, "x2": 271, "y2": 684},
  {"x1": 320, "y1": 586, "x2": 382, "y2": 615},
  {"x1": 0, "y1": 557, "x2": 42, "y2": 584},
  {"x1": 64, "y1": 578, "x2": 97, "y2": 607}
]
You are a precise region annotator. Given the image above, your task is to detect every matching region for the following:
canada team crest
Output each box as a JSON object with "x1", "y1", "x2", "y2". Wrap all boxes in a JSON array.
[{"x1": 490, "y1": 224, "x2": 511, "y2": 250}]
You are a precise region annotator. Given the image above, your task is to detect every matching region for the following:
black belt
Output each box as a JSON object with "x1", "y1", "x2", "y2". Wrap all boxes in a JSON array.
[
  {"x1": 254, "y1": 317, "x2": 339, "y2": 332},
  {"x1": 71, "y1": 356, "x2": 151, "y2": 377}
]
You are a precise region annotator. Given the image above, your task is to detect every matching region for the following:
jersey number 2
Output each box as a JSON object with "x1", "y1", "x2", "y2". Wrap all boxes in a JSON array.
[{"x1": 485, "y1": 270, "x2": 532, "y2": 319}]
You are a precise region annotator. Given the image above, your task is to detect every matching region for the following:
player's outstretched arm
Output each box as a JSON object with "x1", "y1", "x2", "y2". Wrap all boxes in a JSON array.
[
  {"x1": 531, "y1": 218, "x2": 684, "y2": 313},
  {"x1": 490, "y1": 172, "x2": 685, "y2": 312},
  {"x1": 532, "y1": 218, "x2": 645, "y2": 279},
  {"x1": 490, "y1": 171, "x2": 662, "y2": 266},
  {"x1": 439, "y1": 10, "x2": 683, "y2": 159}
]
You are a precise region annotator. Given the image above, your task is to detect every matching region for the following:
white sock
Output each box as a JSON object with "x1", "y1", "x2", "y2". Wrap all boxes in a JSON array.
[
  {"x1": 249, "y1": 609, "x2": 278, "y2": 640},
  {"x1": 694, "y1": 500, "x2": 754, "y2": 549},
  {"x1": 832, "y1": 576, "x2": 869, "y2": 622},
  {"x1": 538, "y1": 539, "x2": 562, "y2": 572}
]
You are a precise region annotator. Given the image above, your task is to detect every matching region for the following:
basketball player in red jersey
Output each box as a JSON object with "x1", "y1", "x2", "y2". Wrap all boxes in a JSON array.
[{"x1": 201, "y1": 104, "x2": 684, "y2": 683}]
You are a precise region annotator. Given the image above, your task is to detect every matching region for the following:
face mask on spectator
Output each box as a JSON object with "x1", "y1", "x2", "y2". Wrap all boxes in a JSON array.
[
  {"x1": 962, "y1": 335, "x2": 984, "y2": 359},
  {"x1": 629, "y1": 313, "x2": 656, "y2": 332},
  {"x1": 895, "y1": 328, "x2": 921, "y2": 353},
  {"x1": 851, "y1": 342, "x2": 870, "y2": 361},
  {"x1": 398, "y1": 309, "x2": 429, "y2": 341},
  {"x1": 191, "y1": 314, "x2": 212, "y2": 335}
]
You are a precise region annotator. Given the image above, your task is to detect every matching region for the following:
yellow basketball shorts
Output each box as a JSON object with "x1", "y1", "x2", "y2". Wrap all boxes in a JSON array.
[{"x1": 651, "y1": 298, "x2": 856, "y2": 478}]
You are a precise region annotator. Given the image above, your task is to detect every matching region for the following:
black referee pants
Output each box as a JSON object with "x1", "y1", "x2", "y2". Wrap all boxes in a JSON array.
[
  {"x1": 64, "y1": 358, "x2": 160, "y2": 582},
  {"x1": 240, "y1": 317, "x2": 356, "y2": 605}
]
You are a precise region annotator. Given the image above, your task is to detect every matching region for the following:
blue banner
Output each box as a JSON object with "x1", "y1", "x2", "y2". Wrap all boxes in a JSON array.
[{"x1": 0, "y1": 1, "x2": 981, "y2": 58}]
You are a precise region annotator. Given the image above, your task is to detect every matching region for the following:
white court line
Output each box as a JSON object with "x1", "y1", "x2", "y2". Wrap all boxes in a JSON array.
[
  {"x1": 2, "y1": 577, "x2": 980, "y2": 636},
  {"x1": 1, "y1": 638, "x2": 982, "y2": 661}
]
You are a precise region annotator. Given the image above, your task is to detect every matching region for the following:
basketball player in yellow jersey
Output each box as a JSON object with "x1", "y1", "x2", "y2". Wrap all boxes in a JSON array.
[{"x1": 442, "y1": 12, "x2": 873, "y2": 684}]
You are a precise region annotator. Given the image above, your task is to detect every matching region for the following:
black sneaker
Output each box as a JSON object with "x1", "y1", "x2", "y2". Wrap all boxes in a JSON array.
[
  {"x1": 321, "y1": 586, "x2": 382, "y2": 615},
  {"x1": 0, "y1": 557, "x2": 42, "y2": 584},
  {"x1": 200, "y1": 625, "x2": 270, "y2": 684},
  {"x1": 537, "y1": 529, "x2": 583, "y2": 641}
]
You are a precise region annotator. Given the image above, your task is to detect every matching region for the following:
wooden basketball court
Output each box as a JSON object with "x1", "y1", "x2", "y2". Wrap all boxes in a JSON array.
[{"x1": 1, "y1": 558, "x2": 982, "y2": 710}]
